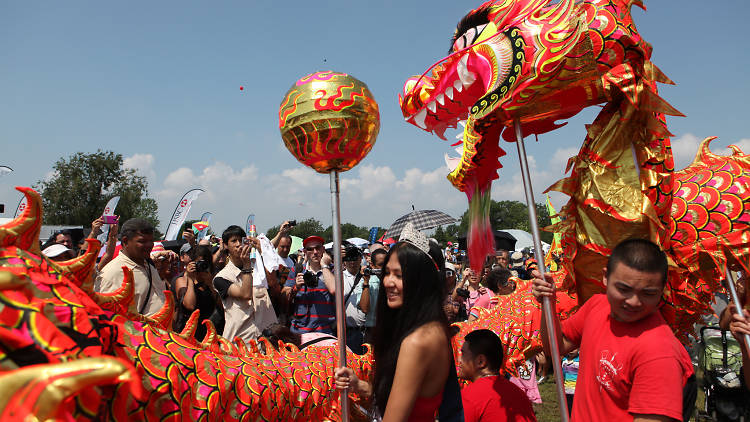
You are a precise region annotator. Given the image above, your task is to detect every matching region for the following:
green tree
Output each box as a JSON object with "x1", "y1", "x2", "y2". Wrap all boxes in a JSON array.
[
  {"x1": 455, "y1": 200, "x2": 553, "y2": 244},
  {"x1": 432, "y1": 224, "x2": 461, "y2": 247},
  {"x1": 35, "y1": 150, "x2": 160, "y2": 234},
  {"x1": 266, "y1": 217, "x2": 325, "y2": 240},
  {"x1": 322, "y1": 223, "x2": 370, "y2": 243}
]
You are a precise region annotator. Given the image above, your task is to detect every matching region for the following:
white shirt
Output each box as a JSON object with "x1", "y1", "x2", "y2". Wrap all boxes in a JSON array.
[
  {"x1": 213, "y1": 260, "x2": 277, "y2": 344},
  {"x1": 95, "y1": 252, "x2": 167, "y2": 316},
  {"x1": 342, "y1": 269, "x2": 367, "y2": 327}
]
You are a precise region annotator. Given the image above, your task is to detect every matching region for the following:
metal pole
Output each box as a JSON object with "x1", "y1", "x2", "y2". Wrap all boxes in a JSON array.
[
  {"x1": 725, "y1": 269, "x2": 750, "y2": 351},
  {"x1": 330, "y1": 171, "x2": 349, "y2": 422},
  {"x1": 513, "y1": 120, "x2": 569, "y2": 421}
]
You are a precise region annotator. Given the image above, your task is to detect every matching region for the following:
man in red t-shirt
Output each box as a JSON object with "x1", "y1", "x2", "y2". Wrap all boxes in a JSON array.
[
  {"x1": 458, "y1": 329, "x2": 537, "y2": 422},
  {"x1": 532, "y1": 239, "x2": 693, "y2": 422}
]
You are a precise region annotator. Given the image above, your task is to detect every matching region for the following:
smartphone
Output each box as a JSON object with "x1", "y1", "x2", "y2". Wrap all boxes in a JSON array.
[{"x1": 102, "y1": 215, "x2": 118, "y2": 224}]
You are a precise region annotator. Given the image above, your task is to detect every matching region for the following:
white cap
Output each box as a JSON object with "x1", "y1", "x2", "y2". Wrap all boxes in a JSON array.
[{"x1": 43, "y1": 244, "x2": 73, "y2": 258}]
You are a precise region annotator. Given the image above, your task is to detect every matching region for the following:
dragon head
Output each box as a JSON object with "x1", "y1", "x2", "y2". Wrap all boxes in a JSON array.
[{"x1": 399, "y1": 0, "x2": 647, "y2": 193}]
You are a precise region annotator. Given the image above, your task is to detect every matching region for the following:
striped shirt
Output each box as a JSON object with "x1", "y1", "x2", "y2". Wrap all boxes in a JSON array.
[{"x1": 284, "y1": 267, "x2": 336, "y2": 334}]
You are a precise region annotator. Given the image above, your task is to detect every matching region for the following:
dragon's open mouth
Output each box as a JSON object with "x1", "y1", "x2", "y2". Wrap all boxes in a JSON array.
[
  {"x1": 400, "y1": 33, "x2": 514, "y2": 141},
  {"x1": 399, "y1": 28, "x2": 517, "y2": 188}
]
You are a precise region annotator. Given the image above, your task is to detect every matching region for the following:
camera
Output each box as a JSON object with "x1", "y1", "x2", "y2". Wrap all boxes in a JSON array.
[
  {"x1": 195, "y1": 259, "x2": 210, "y2": 273},
  {"x1": 303, "y1": 271, "x2": 318, "y2": 288},
  {"x1": 455, "y1": 288, "x2": 470, "y2": 299},
  {"x1": 288, "y1": 220, "x2": 296, "y2": 227},
  {"x1": 363, "y1": 267, "x2": 382, "y2": 277},
  {"x1": 102, "y1": 215, "x2": 119, "y2": 224},
  {"x1": 243, "y1": 237, "x2": 251, "y2": 245}
]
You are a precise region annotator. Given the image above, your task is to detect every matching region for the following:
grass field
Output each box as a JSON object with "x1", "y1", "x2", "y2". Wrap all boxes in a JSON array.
[{"x1": 533, "y1": 375, "x2": 707, "y2": 421}]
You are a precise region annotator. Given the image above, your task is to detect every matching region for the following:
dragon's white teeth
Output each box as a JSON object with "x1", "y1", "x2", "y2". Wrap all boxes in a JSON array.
[
  {"x1": 458, "y1": 55, "x2": 468, "y2": 73},
  {"x1": 445, "y1": 86, "x2": 454, "y2": 100},
  {"x1": 427, "y1": 101, "x2": 437, "y2": 113},
  {"x1": 459, "y1": 69, "x2": 476, "y2": 86},
  {"x1": 436, "y1": 93, "x2": 445, "y2": 106},
  {"x1": 455, "y1": 145, "x2": 464, "y2": 155},
  {"x1": 454, "y1": 80, "x2": 463, "y2": 93},
  {"x1": 413, "y1": 109, "x2": 428, "y2": 129},
  {"x1": 458, "y1": 120, "x2": 467, "y2": 128},
  {"x1": 457, "y1": 55, "x2": 476, "y2": 86}
]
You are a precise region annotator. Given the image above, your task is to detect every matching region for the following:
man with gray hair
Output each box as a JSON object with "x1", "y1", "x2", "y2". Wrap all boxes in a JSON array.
[{"x1": 95, "y1": 218, "x2": 170, "y2": 316}]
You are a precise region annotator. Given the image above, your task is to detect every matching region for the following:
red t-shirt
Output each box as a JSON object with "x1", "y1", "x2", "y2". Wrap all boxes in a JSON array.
[
  {"x1": 561, "y1": 294, "x2": 693, "y2": 421},
  {"x1": 461, "y1": 375, "x2": 537, "y2": 422}
]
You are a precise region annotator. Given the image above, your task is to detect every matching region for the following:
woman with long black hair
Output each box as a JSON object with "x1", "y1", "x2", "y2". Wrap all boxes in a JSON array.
[{"x1": 334, "y1": 223, "x2": 460, "y2": 421}]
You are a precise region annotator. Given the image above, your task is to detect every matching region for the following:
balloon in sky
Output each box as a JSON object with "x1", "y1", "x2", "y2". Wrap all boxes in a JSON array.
[
  {"x1": 278, "y1": 71, "x2": 380, "y2": 173},
  {"x1": 239, "y1": 86, "x2": 244, "y2": 91}
]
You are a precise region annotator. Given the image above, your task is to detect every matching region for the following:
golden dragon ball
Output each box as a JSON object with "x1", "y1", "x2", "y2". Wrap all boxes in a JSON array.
[{"x1": 278, "y1": 71, "x2": 380, "y2": 173}]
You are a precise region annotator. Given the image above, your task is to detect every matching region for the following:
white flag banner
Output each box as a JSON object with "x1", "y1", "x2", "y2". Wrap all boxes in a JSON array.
[
  {"x1": 97, "y1": 196, "x2": 120, "y2": 244},
  {"x1": 196, "y1": 211, "x2": 213, "y2": 241},
  {"x1": 13, "y1": 195, "x2": 27, "y2": 218},
  {"x1": 164, "y1": 189, "x2": 204, "y2": 241}
]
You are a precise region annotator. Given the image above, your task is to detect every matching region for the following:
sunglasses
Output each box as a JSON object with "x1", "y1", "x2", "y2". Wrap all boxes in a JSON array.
[{"x1": 305, "y1": 245, "x2": 324, "y2": 252}]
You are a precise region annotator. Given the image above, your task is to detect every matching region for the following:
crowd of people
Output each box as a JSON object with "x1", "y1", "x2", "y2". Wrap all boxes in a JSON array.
[{"x1": 37, "y1": 214, "x2": 750, "y2": 421}]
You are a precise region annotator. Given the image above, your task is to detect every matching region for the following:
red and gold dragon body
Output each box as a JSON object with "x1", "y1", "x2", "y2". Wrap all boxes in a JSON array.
[
  {"x1": 400, "y1": 0, "x2": 750, "y2": 368},
  {"x1": 0, "y1": 188, "x2": 373, "y2": 421}
]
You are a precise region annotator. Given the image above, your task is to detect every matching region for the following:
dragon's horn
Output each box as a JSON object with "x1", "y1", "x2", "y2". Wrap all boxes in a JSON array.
[
  {"x1": 217, "y1": 336, "x2": 237, "y2": 355},
  {"x1": 54, "y1": 238, "x2": 101, "y2": 293},
  {"x1": 93, "y1": 267, "x2": 136, "y2": 313},
  {"x1": 256, "y1": 336, "x2": 277, "y2": 357},
  {"x1": 247, "y1": 338, "x2": 260, "y2": 354},
  {"x1": 234, "y1": 337, "x2": 249, "y2": 356},
  {"x1": 200, "y1": 319, "x2": 218, "y2": 349},
  {"x1": 178, "y1": 310, "x2": 201, "y2": 340},
  {"x1": 0, "y1": 357, "x2": 135, "y2": 421},
  {"x1": 147, "y1": 290, "x2": 174, "y2": 331},
  {"x1": 0, "y1": 187, "x2": 43, "y2": 255}
]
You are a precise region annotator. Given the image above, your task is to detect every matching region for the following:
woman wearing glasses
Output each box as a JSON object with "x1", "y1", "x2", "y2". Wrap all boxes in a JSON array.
[{"x1": 334, "y1": 224, "x2": 462, "y2": 421}]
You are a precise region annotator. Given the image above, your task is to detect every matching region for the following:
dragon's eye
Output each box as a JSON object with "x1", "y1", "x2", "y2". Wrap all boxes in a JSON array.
[
  {"x1": 453, "y1": 24, "x2": 488, "y2": 51},
  {"x1": 450, "y1": 6, "x2": 491, "y2": 53}
]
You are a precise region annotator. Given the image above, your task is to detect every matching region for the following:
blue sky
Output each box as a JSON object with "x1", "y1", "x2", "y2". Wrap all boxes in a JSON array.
[{"x1": 1, "y1": 1, "x2": 748, "y2": 235}]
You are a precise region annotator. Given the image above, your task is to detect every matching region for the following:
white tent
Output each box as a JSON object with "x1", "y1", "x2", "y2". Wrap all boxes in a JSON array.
[{"x1": 500, "y1": 229, "x2": 550, "y2": 252}]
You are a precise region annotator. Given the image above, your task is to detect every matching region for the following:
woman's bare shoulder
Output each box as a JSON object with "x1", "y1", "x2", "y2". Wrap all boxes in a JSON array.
[{"x1": 401, "y1": 321, "x2": 448, "y2": 352}]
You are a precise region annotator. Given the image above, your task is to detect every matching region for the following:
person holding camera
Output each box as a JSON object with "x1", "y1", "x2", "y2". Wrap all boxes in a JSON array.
[
  {"x1": 212, "y1": 225, "x2": 262, "y2": 343},
  {"x1": 174, "y1": 245, "x2": 225, "y2": 341},
  {"x1": 282, "y1": 235, "x2": 336, "y2": 335},
  {"x1": 453, "y1": 266, "x2": 492, "y2": 316},
  {"x1": 341, "y1": 247, "x2": 369, "y2": 354},
  {"x1": 360, "y1": 248, "x2": 386, "y2": 340}
]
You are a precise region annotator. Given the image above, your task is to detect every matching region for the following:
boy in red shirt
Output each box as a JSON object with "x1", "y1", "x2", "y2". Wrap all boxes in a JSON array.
[
  {"x1": 532, "y1": 239, "x2": 693, "y2": 422},
  {"x1": 458, "y1": 329, "x2": 537, "y2": 422}
]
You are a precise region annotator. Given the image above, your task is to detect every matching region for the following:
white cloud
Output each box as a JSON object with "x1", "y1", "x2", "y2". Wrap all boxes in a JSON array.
[
  {"x1": 671, "y1": 133, "x2": 702, "y2": 169},
  {"x1": 671, "y1": 134, "x2": 750, "y2": 170},
  {"x1": 729, "y1": 138, "x2": 750, "y2": 155},
  {"x1": 148, "y1": 131, "x2": 749, "y2": 235},
  {"x1": 148, "y1": 160, "x2": 468, "y2": 234},
  {"x1": 123, "y1": 153, "x2": 156, "y2": 185}
]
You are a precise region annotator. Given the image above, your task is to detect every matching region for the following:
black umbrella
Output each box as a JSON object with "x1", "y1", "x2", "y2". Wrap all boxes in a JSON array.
[
  {"x1": 458, "y1": 230, "x2": 516, "y2": 251},
  {"x1": 386, "y1": 209, "x2": 457, "y2": 238}
]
